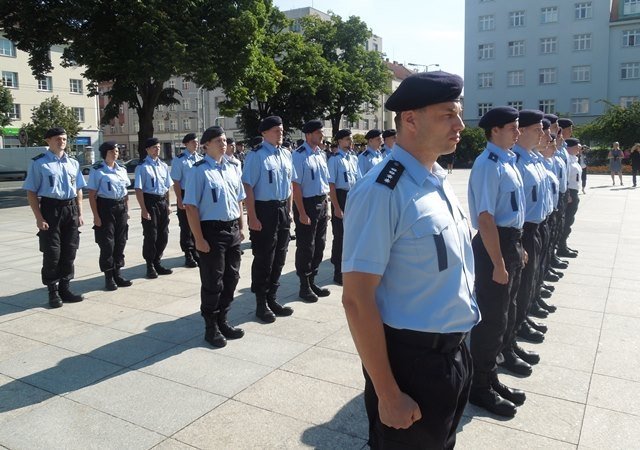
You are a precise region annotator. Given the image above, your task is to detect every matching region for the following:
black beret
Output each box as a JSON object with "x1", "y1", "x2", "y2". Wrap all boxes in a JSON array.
[
  {"x1": 518, "y1": 110, "x2": 544, "y2": 128},
  {"x1": 226, "y1": 137, "x2": 235, "y2": 144},
  {"x1": 543, "y1": 114, "x2": 558, "y2": 124},
  {"x1": 557, "y1": 118, "x2": 574, "y2": 128},
  {"x1": 144, "y1": 137, "x2": 159, "y2": 148},
  {"x1": 364, "y1": 129, "x2": 382, "y2": 140},
  {"x1": 99, "y1": 141, "x2": 117, "y2": 158},
  {"x1": 541, "y1": 119, "x2": 551, "y2": 130},
  {"x1": 301, "y1": 119, "x2": 323, "y2": 134},
  {"x1": 182, "y1": 133, "x2": 197, "y2": 144},
  {"x1": 382, "y1": 129, "x2": 397, "y2": 138},
  {"x1": 565, "y1": 138, "x2": 580, "y2": 147},
  {"x1": 258, "y1": 116, "x2": 283, "y2": 132},
  {"x1": 250, "y1": 136, "x2": 264, "y2": 147},
  {"x1": 478, "y1": 106, "x2": 519, "y2": 130},
  {"x1": 385, "y1": 71, "x2": 463, "y2": 112},
  {"x1": 44, "y1": 127, "x2": 67, "y2": 138},
  {"x1": 200, "y1": 126, "x2": 225, "y2": 144},
  {"x1": 335, "y1": 129, "x2": 352, "y2": 140}
]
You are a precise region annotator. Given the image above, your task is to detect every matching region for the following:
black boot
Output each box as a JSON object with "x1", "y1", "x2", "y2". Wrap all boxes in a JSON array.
[
  {"x1": 299, "y1": 276, "x2": 319, "y2": 303},
  {"x1": 549, "y1": 267, "x2": 564, "y2": 278},
  {"x1": 256, "y1": 294, "x2": 276, "y2": 323},
  {"x1": 217, "y1": 311, "x2": 244, "y2": 339},
  {"x1": 333, "y1": 270, "x2": 343, "y2": 286},
  {"x1": 557, "y1": 247, "x2": 577, "y2": 258},
  {"x1": 154, "y1": 261, "x2": 173, "y2": 275},
  {"x1": 58, "y1": 280, "x2": 83, "y2": 303},
  {"x1": 513, "y1": 342, "x2": 540, "y2": 365},
  {"x1": 146, "y1": 262, "x2": 158, "y2": 279},
  {"x1": 104, "y1": 270, "x2": 118, "y2": 291},
  {"x1": 267, "y1": 285, "x2": 293, "y2": 317},
  {"x1": 469, "y1": 373, "x2": 517, "y2": 417},
  {"x1": 48, "y1": 284, "x2": 63, "y2": 308},
  {"x1": 529, "y1": 303, "x2": 549, "y2": 319},
  {"x1": 491, "y1": 374, "x2": 526, "y2": 406},
  {"x1": 184, "y1": 252, "x2": 198, "y2": 268},
  {"x1": 551, "y1": 258, "x2": 568, "y2": 269},
  {"x1": 309, "y1": 275, "x2": 330, "y2": 297},
  {"x1": 203, "y1": 313, "x2": 227, "y2": 347},
  {"x1": 517, "y1": 322, "x2": 545, "y2": 343},
  {"x1": 114, "y1": 268, "x2": 132, "y2": 287},
  {"x1": 540, "y1": 287, "x2": 552, "y2": 299},
  {"x1": 544, "y1": 272, "x2": 560, "y2": 282},
  {"x1": 526, "y1": 317, "x2": 548, "y2": 334},
  {"x1": 537, "y1": 297, "x2": 557, "y2": 313},
  {"x1": 499, "y1": 349, "x2": 532, "y2": 376},
  {"x1": 542, "y1": 283, "x2": 555, "y2": 292}
]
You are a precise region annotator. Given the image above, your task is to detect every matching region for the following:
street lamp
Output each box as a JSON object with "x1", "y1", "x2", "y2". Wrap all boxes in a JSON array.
[{"x1": 407, "y1": 63, "x2": 440, "y2": 72}]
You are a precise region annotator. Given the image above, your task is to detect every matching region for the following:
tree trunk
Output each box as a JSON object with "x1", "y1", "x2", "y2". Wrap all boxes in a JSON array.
[{"x1": 136, "y1": 80, "x2": 163, "y2": 160}]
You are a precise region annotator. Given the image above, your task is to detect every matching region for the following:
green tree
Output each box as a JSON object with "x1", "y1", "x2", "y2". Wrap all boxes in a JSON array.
[
  {"x1": 0, "y1": 82, "x2": 14, "y2": 130},
  {"x1": 0, "y1": 0, "x2": 276, "y2": 158},
  {"x1": 23, "y1": 96, "x2": 81, "y2": 145},
  {"x1": 575, "y1": 101, "x2": 640, "y2": 150},
  {"x1": 456, "y1": 127, "x2": 486, "y2": 166}
]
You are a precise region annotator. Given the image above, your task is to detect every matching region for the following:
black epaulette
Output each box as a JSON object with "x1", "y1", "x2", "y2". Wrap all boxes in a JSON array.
[
  {"x1": 177, "y1": 152, "x2": 186, "y2": 159},
  {"x1": 375, "y1": 160, "x2": 405, "y2": 190},
  {"x1": 251, "y1": 145, "x2": 263, "y2": 152},
  {"x1": 93, "y1": 162, "x2": 104, "y2": 169},
  {"x1": 515, "y1": 153, "x2": 521, "y2": 163},
  {"x1": 296, "y1": 145, "x2": 306, "y2": 153},
  {"x1": 32, "y1": 153, "x2": 46, "y2": 161},
  {"x1": 361, "y1": 150, "x2": 370, "y2": 157},
  {"x1": 194, "y1": 159, "x2": 207, "y2": 167},
  {"x1": 488, "y1": 152, "x2": 499, "y2": 163}
]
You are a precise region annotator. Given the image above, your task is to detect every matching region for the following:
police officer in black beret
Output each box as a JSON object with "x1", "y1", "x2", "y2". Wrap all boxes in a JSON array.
[
  {"x1": 381, "y1": 129, "x2": 397, "y2": 156},
  {"x1": 358, "y1": 129, "x2": 385, "y2": 175}
]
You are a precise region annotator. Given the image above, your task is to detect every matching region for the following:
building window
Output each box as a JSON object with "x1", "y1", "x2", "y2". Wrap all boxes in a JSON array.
[
  {"x1": 540, "y1": 37, "x2": 558, "y2": 54},
  {"x1": 69, "y1": 79, "x2": 83, "y2": 94},
  {"x1": 539, "y1": 68, "x2": 557, "y2": 84},
  {"x1": 157, "y1": 121, "x2": 165, "y2": 131},
  {"x1": 134, "y1": 122, "x2": 140, "y2": 132},
  {"x1": 0, "y1": 37, "x2": 16, "y2": 57},
  {"x1": 182, "y1": 99, "x2": 190, "y2": 110},
  {"x1": 8, "y1": 103, "x2": 20, "y2": 120},
  {"x1": 507, "y1": 101, "x2": 523, "y2": 111},
  {"x1": 541, "y1": 7, "x2": 558, "y2": 23},
  {"x1": 624, "y1": 0, "x2": 640, "y2": 15},
  {"x1": 573, "y1": 33, "x2": 592, "y2": 51},
  {"x1": 72, "y1": 107, "x2": 85, "y2": 122},
  {"x1": 478, "y1": 103, "x2": 493, "y2": 117},
  {"x1": 1, "y1": 71, "x2": 18, "y2": 88},
  {"x1": 110, "y1": 126, "x2": 115, "y2": 133},
  {"x1": 623, "y1": 29, "x2": 640, "y2": 47},
  {"x1": 182, "y1": 80, "x2": 190, "y2": 90},
  {"x1": 572, "y1": 65, "x2": 592, "y2": 82},
  {"x1": 509, "y1": 11, "x2": 525, "y2": 27},
  {"x1": 170, "y1": 120, "x2": 178, "y2": 131},
  {"x1": 620, "y1": 96, "x2": 639, "y2": 107},
  {"x1": 575, "y1": 2, "x2": 593, "y2": 19},
  {"x1": 478, "y1": 43, "x2": 494, "y2": 60},
  {"x1": 478, "y1": 72, "x2": 494, "y2": 88},
  {"x1": 479, "y1": 15, "x2": 495, "y2": 31},
  {"x1": 182, "y1": 119, "x2": 191, "y2": 130},
  {"x1": 507, "y1": 70, "x2": 525, "y2": 86},
  {"x1": 539, "y1": 100, "x2": 556, "y2": 114},
  {"x1": 168, "y1": 103, "x2": 176, "y2": 111},
  {"x1": 508, "y1": 40, "x2": 525, "y2": 57},
  {"x1": 168, "y1": 80, "x2": 175, "y2": 89},
  {"x1": 571, "y1": 98, "x2": 590, "y2": 114},
  {"x1": 621, "y1": 62, "x2": 640, "y2": 79},
  {"x1": 37, "y1": 76, "x2": 52, "y2": 91}
]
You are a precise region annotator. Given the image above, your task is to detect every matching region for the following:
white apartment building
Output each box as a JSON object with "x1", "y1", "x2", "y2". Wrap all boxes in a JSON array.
[
  {"x1": 464, "y1": 0, "x2": 640, "y2": 126},
  {"x1": 0, "y1": 33, "x2": 100, "y2": 156}
]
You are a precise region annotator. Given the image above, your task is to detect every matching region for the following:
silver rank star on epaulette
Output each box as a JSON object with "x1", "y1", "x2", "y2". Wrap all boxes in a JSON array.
[{"x1": 375, "y1": 160, "x2": 405, "y2": 189}]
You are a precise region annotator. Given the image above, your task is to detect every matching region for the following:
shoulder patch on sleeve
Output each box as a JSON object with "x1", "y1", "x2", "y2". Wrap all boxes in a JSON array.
[
  {"x1": 488, "y1": 152, "x2": 499, "y2": 163},
  {"x1": 194, "y1": 159, "x2": 207, "y2": 167},
  {"x1": 375, "y1": 160, "x2": 405, "y2": 189},
  {"x1": 177, "y1": 152, "x2": 186, "y2": 159},
  {"x1": 361, "y1": 150, "x2": 370, "y2": 157},
  {"x1": 32, "y1": 153, "x2": 46, "y2": 161}
]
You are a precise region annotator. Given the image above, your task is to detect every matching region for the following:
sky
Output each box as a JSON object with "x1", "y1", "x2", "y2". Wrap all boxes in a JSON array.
[{"x1": 272, "y1": 0, "x2": 466, "y2": 76}]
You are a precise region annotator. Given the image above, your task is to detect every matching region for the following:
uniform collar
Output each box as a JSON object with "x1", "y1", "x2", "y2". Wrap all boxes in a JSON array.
[
  {"x1": 390, "y1": 144, "x2": 436, "y2": 187},
  {"x1": 47, "y1": 150, "x2": 68, "y2": 162},
  {"x1": 486, "y1": 142, "x2": 516, "y2": 163},
  {"x1": 144, "y1": 155, "x2": 160, "y2": 165},
  {"x1": 366, "y1": 146, "x2": 381, "y2": 155},
  {"x1": 336, "y1": 149, "x2": 347, "y2": 157},
  {"x1": 513, "y1": 144, "x2": 536, "y2": 162},
  {"x1": 261, "y1": 141, "x2": 279, "y2": 154},
  {"x1": 185, "y1": 150, "x2": 199, "y2": 160},
  {"x1": 302, "y1": 142, "x2": 321, "y2": 155},
  {"x1": 204, "y1": 154, "x2": 226, "y2": 169}
]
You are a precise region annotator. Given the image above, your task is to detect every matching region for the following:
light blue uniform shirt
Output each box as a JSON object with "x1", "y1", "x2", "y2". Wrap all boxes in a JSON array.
[
  {"x1": 554, "y1": 152, "x2": 568, "y2": 193},
  {"x1": 170, "y1": 150, "x2": 202, "y2": 190},
  {"x1": 343, "y1": 145, "x2": 480, "y2": 333},
  {"x1": 23, "y1": 150, "x2": 87, "y2": 199},
  {"x1": 468, "y1": 143, "x2": 525, "y2": 230},
  {"x1": 134, "y1": 156, "x2": 172, "y2": 195},
  {"x1": 327, "y1": 149, "x2": 360, "y2": 190},
  {"x1": 541, "y1": 156, "x2": 560, "y2": 210},
  {"x1": 357, "y1": 146, "x2": 384, "y2": 176},
  {"x1": 183, "y1": 155, "x2": 246, "y2": 221},
  {"x1": 513, "y1": 145, "x2": 546, "y2": 224},
  {"x1": 241, "y1": 141, "x2": 293, "y2": 201},
  {"x1": 532, "y1": 150, "x2": 553, "y2": 218},
  {"x1": 87, "y1": 161, "x2": 129, "y2": 200},
  {"x1": 292, "y1": 142, "x2": 330, "y2": 197}
]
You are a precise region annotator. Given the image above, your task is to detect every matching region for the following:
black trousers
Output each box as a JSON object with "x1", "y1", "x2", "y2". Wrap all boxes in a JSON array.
[
  {"x1": 94, "y1": 197, "x2": 128, "y2": 272},
  {"x1": 38, "y1": 198, "x2": 80, "y2": 286},
  {"x1": 581, "y1": 168, "x2": 587, "y2": 189},
  {"x1": 249, "y1": 200, "x2": 291, "y2": 295},
  {"x1": 555, "y1": 192, "x2": 567, "y2": 249},
  {"x1": 177, "y1": 189, "x2": 195, "y2": 253},
  {"x1": 561, "y1": 189, "x2": 580, "y2": 248},
  {"x1": 141, "y1": 194, "x2": 170, "y2": 263},
  {"x1": 470, "y1": 228, "x2": 523, "y2": 382},
  {"x1": 364, "y1": 326, "x2": 472, "y2": 450},
  {"x1": 534, "y1": 218, "x2": 551, "y2": 296},
  {"x1": 330, "y1": 189, "x2": 348, "y2": 274},
  {"x1": 198, "y1": 220, "x2": 242, "y2": 315},
  {"x1": 294, "y1": 195, "x2": 328, "y2": 277},
  {"x1": 632, "y1": 166, "x2": 639, "y2": 186}
]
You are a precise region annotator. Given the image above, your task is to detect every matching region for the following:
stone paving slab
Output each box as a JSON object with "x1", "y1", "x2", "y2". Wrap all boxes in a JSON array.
[{"x1": 0, "y1": 172, "x2": 639, "y2": 449}]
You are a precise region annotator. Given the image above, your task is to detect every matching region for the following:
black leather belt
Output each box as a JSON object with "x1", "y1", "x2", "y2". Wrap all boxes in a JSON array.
[
  {"x1": 497, "y1": 226, "x2": 523, "y2": 240},
  {"x1": 40, "y1": 197, "x2": 75, "y2": 207},
  {"x1": 143, "y1": 193, "x2": 166, "y2": 202},
  {"x1": 256, "y1": 200, "x2": 287, "y2": 206},
  {"x1": 384, "y1": 324, "x2": 466, "y2": 354},
  {"x1": 304, "y1": 194, "x2": 327, "y2": 202},
  {"x1": 97, "y1": 197, "x2": 125, "y2": 205}
]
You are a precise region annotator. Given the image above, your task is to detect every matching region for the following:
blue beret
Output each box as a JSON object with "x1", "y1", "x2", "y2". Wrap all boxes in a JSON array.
[
  {"x1": 385, "y1": 71, "x2": 463, "y2": 112},
  {"x1": 541, "y1": 119, "x2": 551, "y2": 130},
  {"x1": 365, "y1": 129, "x2": 382, "y2": 140},
  {"x1": 302, "y1": 120, "x2": 323, "y2": 134},
  {"x1": 557, "y1": 118, "x2": 574, "y2": 128},
  {"x1": 565, "y1": 138, "x2": 580, "y2": 147},
  {"x1": 335, "y1": 129, "x2": 352, "y2": 140},
  {"x1": 145, "y1": 137, "x2": 159, "y2": 148},
  {"x1": 200, "y1": 126, "x2": 224, "y2": 144},
  {"x1": 99, "y1": 141, "x2": 117, "y2": 158},
  {"x1": 478, "y1": 106, "x2": 519, "y2": 130},
  {"x1": 44, "y1": 127, "x2": 67, "y2": 138},
  {"x1": 382, "y1": 129, "x2": 397, "y2": 138},
  {"x1": 518, "y1": 110, "x2": 544, "y2": 128},
  {"x1": 258, "y1": 116, "x2": 283, "y2": 132},
  {"x1": 182, "y1": 133, "x2": 197, "y2": 144},
  {"x1": 543, "y1": 114, "x2": 558, "y2": 124}
]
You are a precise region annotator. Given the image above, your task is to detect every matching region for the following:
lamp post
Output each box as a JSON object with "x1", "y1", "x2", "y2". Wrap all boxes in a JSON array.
[{"x1": 407, "y1": 63, "x2": 440, "y2": 72}]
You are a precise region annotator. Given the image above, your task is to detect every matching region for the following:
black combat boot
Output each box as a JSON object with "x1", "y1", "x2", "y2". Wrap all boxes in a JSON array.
[
  {"x1": 537, "y1": 297, "x2": 557, "y2": 313},
  {"x1": 469, "y1": 372, "x2": 517, "y2": 417},
  {"x1": 256, "y1": 294, "x2": 276, "y2": 323},
  {"x1": 266, "y1": 285, "x2": 293, "y2": 317},
  {"x1": 499, "y1": 348, "x2": 533, "y2": 376},
  {"x1": 113, "y1": 268, "x2": 132, "y2": 287},
  {"x1": 529, "y1": 303, "x2": 549, "y2": 319},
  {"x1": 333, "y1": 270, "x2": 343, "y2": 286},
  {"x1": 104, "y1": 269, "x2": 118, "y2": 291},
  {"x1": 309, "y1": 275, "x2": 330, "y2": 297},
  {"x1": 58, "y1": 280, "x2": 83, "y2": 303},
  {"x1": 513, "y1": 342, "x2": 540, "y2": 365},
  {"x1": 517, "y1": 322, "x2": 545, "y2": 343},
  {"x1": 299, "y1": 276, "x2": 318, "y2": 303},
  {"x1": 203, "y1": 313, "x2": 227, "y2": 347},
  {"x1": 48, "y1": 284, "x2": 63, "y2": 308},
  {"x1": 146, "y1": 262, "x2": 158, "y2": 279},
  {"x1": 491, "y1": 374, "x2": 526, "y2": 406},
  {"x1": 184, "y1": 252, "x2": 198, "y2": 268},
  {"x1": 217, "y1": 310, "x2": 244, "y2": 339},
  {"x1": 526, "y1": 317, "x2": 548, "y2": 334},
  {"x1": 153, "y1": 261, "x2": 173, "y2": 275}
]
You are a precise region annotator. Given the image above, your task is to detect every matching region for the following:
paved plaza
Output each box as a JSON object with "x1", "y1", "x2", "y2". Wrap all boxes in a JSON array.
[{"x1": 0, "y1": 170, "x2": 638, "y2": 449}]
